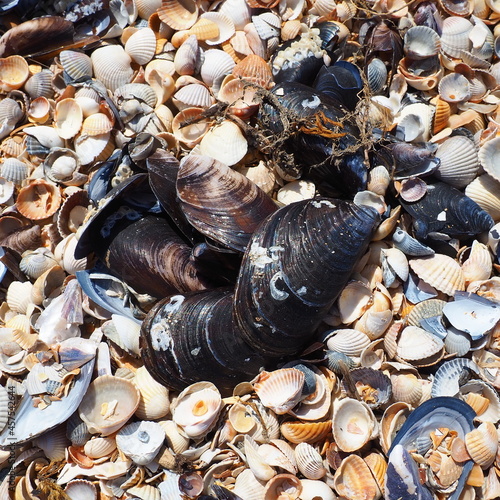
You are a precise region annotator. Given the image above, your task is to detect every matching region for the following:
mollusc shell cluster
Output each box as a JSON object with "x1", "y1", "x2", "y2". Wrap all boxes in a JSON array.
[{"x1": 1, "y1": 0, "x2": 500, "y2": 499}]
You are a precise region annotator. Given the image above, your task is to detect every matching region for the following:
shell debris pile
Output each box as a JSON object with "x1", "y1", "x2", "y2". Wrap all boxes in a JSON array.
[{"x1": 2, "y1": 0, "x2": 500, "y2": 498}]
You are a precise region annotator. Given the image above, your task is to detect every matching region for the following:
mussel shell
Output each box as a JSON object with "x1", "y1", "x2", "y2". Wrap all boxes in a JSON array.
[
  {"x1": 234, "y1": 198, "x2": 380, "y2": 356},
  {"x1": 140, "y1": 289, "x2": 268, "y2": 392},
  {"x1": 399, "y1": 182, "x2": 494, "y2": 240}
]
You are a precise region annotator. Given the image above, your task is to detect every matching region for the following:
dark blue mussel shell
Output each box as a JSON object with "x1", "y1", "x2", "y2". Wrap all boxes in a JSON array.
[
  {"x1": 399, "y1": 182, "x2": 494, "y2": 240},
  {"x1": 259, "y1": 82, "x2": 367, "y2": 196}
]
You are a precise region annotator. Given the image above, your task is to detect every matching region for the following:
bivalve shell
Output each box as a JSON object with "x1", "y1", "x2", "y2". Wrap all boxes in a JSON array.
[
  {"x1": 479, "y1": 137, "x2": 500, "y2": 183},
  {"x1": 91, "y1": 45, "x2": 134, "y2": 92},
  {"x1": 59, "y1": 50, "x2": 93, "y2": 81},
  {"x1": 440, "y1": 16, "x2": 473, "y2": 58},
  {"x1": 64, "y1": 479, "x2": 97, "y2": 500},
  {"x1": 0, "y1": 158, "x2": 29, "y2": 185},
  {"x1": 325, "y1": 329, "x2": 371, "y2": 357},
  {"x1": 83, "y1": 436, "x2": 117, "y2": 459},
  {"x1": 280, "y1": 420, "x2": 332, "y2": 444},
  {"x1": 465, "y1": 174, "x2": 500, "y2": 220},
  {"x1": 465, "y1": 422, "x2": 498, "y2": 468},
  {"x1": 20, "y1": 248, "x2": 58, "y2": 280},
  {"x1": 294, "y1": 443, "x2": 326, "y2": 480},
  {"x1": 157, "y1": 0, "x2": 198, "y2": 30},
  {"x1": 263, "y1": 473, "x2": 302, "y2": 500},
  {"x1": 54, "y1": 98, "x2": 83, "y2": 140},
  {"x1": 16, "y1": 180, "x2": 62, "y2": 220},
  {"x1": 438, "y1": 73, "x2": 472, "y2": 103},
  {"x1": 0, "y1": 55, "x2": 29, "y2": 91},
  {"x1": 199, "y1": 120, "x2": 248, "y2": 166},
  {"x1": 333, "y1": 454, "x2": 380, "y2": 500},
  {"x1": 116, "y1": 420, "x2": 165, "y2": 465},
  {"x1": 124, "y1": 28, "x2": 156, "y2": 65},
  {"x1": 133, "y1": 366, "x2": 170, "y2": 420},
  {"x1": 396, "y1": 325, "x2": 444, "y2": 365},
  {"x1": 404, "y1": 26, "x2": 441, "y2": 59},
  {"x1": 200, "y1": 49, "x2": 235, "y2": 87}
]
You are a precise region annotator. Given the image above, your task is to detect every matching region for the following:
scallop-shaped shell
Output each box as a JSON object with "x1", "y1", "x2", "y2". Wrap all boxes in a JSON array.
[
  {"x1": 33, "y1": 425, "x2": 68, "y2": 461},
  {"x1": 172, "y1": 18, "x2": 220, "y2": 47},
  {"x1": 391, "y1": 374, "x2": 423, "y2": 406},
  {"x1": 124, "y1": 28, "x2": 156, "y2": 65},
  {"x1": 409, "y1": 254, "x2": 465, "y2": 296},
  {"x1": 440, "y1": 16, "x2": 473, "y2": 58},
  {"x1": 59, "y1": 50, "x2": 93, "y2": 81},
  {"x1": 171, "y1": 381, "x2": 222, "y2": 439},
  {"x1": 74, "y1": 131, "x2": 113, "y2": 165},
  {"x1": 461, "y1": 241, "x2": 492, "y2": 285},
  {"x1": 431, "y1": 358, "x2": 480, "y2": 398},
  {"x1": 157, "y1": 0, "x2": 198, "y2": 30},
  {"x1": 174, "y1": 35, "x2": 200, "y2": 76},
  {"x1": 406, "y1": 298, "x2": 447, "y2": 327},
  {"x1": 27, "y1": 96, "x2": 50, "y2": 125},
  {"x1": 199, "y1": 120, "x2": 248, "y2": 166},
  {"x1": 64, "y1": 479, "x2": 97, "y2": 500},
  {"x1": 277, "y1": 180, "x2": 316, "y2": 205},
  {"x1": 44, "y1": 148, "x2": 83, "y2": 186},
  {"x1": 159, "y1": 419, "x2": 190, "y2": 454},
  {"x1": 333, "y1": 454, "x2": 380, "y2": 500},
  {"x1": 133, "y1": 366, "x2": 170, "y2": 420},
  {"x1": 16, "y1": 180, "x2": 62, "y2": 220},
  {"x1": 280, "y1": 420, "x2": 332, "y2": 444},
  {"x1": 20, "y1": 248, "x2": 58, "y2": 280},
  {"x1": 478, "y1": 137, "x2": 500, "y2": 183},
  {"x1": 366, "y1": 57, "x2": 387, "y2": 94},
  {"x1": 78, "y1": 375, "x2": 140, "y2": 436},
  {"x1": 438, "y1": 73, "x2": 472, "y2": 103},
  {"x1": 24, "y1": 69, "x2": 54, "y2": 99},
  {"x1": 350, "y1": 367, "x2": 392, "y2": 409},
  {"x1": 434, "y1": 136, "x2": 479, "y2": 189},
  {"x1": 396, "y1": 325, "x2": 444, "y2": 363},
  {"x1": 0, "y1": 158, "x2": 29, "y2": 185},
  {"x1": 0, "y1": 55, "x2": 29, "y2": 91},
  {"x1": 325, "y1": 329, "x2": 371, "y2": 357},
  {"x1": 465, "y1": 174, "x2": 500, "y2": 220},
  {"x1": 465, "y1": 422, "x2": 497, "y2": 468},
  {"x1": 91, "y1": 45, "x2": 134, "y2": 92},
  {"x1": 253, "y1": 368, "x2": 305, "y2": 415},
  {"x1": 200, "y1": 49, "x2": 235, "y2": 87},
  {"x1": 445, "y1": 327, "x2": 472, "y2": 356},
  {"x1": 126, "y1": 484, "x2": 161, "y2": 500},
  {"x1": 116, "y1": 420, "x2": 165, "y2": 465},
  {"x1": 294, "y1": 443, "x2": 326, "y2": 480},
  {"x1": 81, "y1": 113, "x2": 113, "y2": 137},
  {"x1": 232, "y1": 54, "x2": 273, "y2": 88},
  {"x1": 332, "y1": 398, "x2": 377, "y2": 452},
  {"x1": 173, "y1": 83, "x2": 213, "y2": 110},
  {"x1": 83, "y1": 436, "x2": 117, "y2": 459},
  {"x1": 433, "y1": 97, "x2": 451, "y2": 134},
  {"x1": 54, "y1": 98, "x2": 83, "y2": 140},
  {"x1": 404, "y1": 26, "x2": 441, "y2": 59},
  {"x1": 171, "y1": 107, "x2": 211, "y2": 148},
  {"x1": 197, "y1": 12, "x2": 235, "y2": 46}
]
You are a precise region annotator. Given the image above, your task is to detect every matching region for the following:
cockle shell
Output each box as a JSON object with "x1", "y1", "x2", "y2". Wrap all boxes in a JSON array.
[
  {"x1": 91, "y1": 45, "x2": 134, "y2": 92},
  {"x1": 59, "y1": 50, "x2": 93, "y2": 81},
  {"x1": 465, "y1": 174, "x2": 500, "y2": 220},
  {"x1": 54, "y1": 98, "x2": 83, "y2": 140},
  {"x1": 294, "y1": 442, "x2": 326, "y2": 480},
  {"x1": 440, "y1": 16, "x2": 474, "y2": 58},
  {"x1": 157, "y1": 0, "x2": 199, "y2": 30},
  {"x1": 199, "y1": 120, "x2": 248, "y2": 166},
  {"x1": 200, "y1": 49, "x2": 236, "y2": 87},
  {"x1": 479, "y1": 137, "x2": 500, "y2": 183},
  {"x1": 0, "y1": 158, "x2": 29, "y2": 185},
  {"x1": 24, "y1": 69, "x2": 53, "y2": 99},
  {"x1": 244, "y1": 434, "x2": 277, "y2": 481},
  {"x1": 325, "y1": 329, "x2": 371, "y2": 357},
  {"x1": 438, "y1": 73, "x2": 472, "y2": 103},
  {"x1": 83, "y1": 436, "x2": 117, "y2": 459},
  {"x1": 0, "y1": 55, "x2": 29, "y2": 91},
  {"x1": 16, "y1": 179, "x2": 62, "y2": 221},
  {"x1": 333, "y1": 454, "x2": 381, "y2": 500},
  {"x1": 64, "y1": 479, "x2": 97, "y2": 500},
  {"x1": 280, "y1": 420, "x2": 332, "y2": 444},
  {"x1": 133, "y1": 366, "x2": 170, "y2": 420},
  {"x1": 124, "y1": 27, "x2": 156, "y2": 65},
  {"x1": 171, "y1": 381, "x2": 222, "y2": 439},
  {"x1": 332, "y1": 398, "x2": 378, "y2": 452},
  {"x1": 20, "y1": 248, "x2": 58, "y2": 280},
  {"x1": 465, "y1": 422, "x2": 498, "y2": 468},
  {"x1": 396, "y1": 325, "x2": 445, "y2": 365},
  {"x1": 263, "y1": 473, "x2": 302, "y2": 500}
]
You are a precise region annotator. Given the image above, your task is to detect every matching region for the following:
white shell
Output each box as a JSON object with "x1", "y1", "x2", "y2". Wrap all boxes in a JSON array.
[
  {"x1": 200, "y1": 12, "x2": 235, "y2": 45},
  {"x1": 6, "y1": 281, "x2": 33, "y2": 314},
  {"x1": 91, "y1": 45, "x2": 134, "y2": 92},
  {"x1": 116, "y1": 420, "x2": 165, "y2": 465},
  {"x1": 440, "y1": 16, "x2": 473, "y2": 58},
  {"x1": 299, "y1": 479, "x2": 336, "y2": 500},
  {"x1": 0, "y1": 158, "x2": 29, "y2": 185},
  {"x1": 438, "y1": 73, "x2": 472, "y2": 103},
  {"x1": 64, "y1": 479, "x2": 97, "y2": 500},
  {"x1": 199, "y1": 120, "x2": 247, "y2": 166},
  {"x1": 294, "y1": 442, "x2": 326, "y2": 480},
  {"x1": 326, "y1": 329, "x2": 371, "y2": 357},
  {"x1": 479, "y1": 137, "x2": 500, "y2": 183},
  {"x1": 59, "y1": 50, "x2": 93, "y2": 80},
  {"x1": 396, "y1": 325, "x2": 444, "y2": 362},
  {"x1": 133, "y1": 365, "x2": 170, "y2": 420},
  {"x1": 277, "y1": 180, "x2": 316, "y2": 204},
  {"x1": 125, "y1": 27, "x2": 157, "y2": 65},
  {"x1": 200, "y1": 49, "x2": 235, "y2": 87},
  {"x1": 465, "y1": 174, "x2": 500, "y2": 220},
  {"x1": 24, "y1": 125, "x2": 65, "y2": 149},
  {"x1": 83, "y1": 436, "x2": 117, "y2": 459}
]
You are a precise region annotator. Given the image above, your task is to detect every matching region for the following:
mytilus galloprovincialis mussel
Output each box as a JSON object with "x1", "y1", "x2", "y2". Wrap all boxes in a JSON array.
[{"x1": 3, "y1": 0, "x2": 500, "y2": 498}]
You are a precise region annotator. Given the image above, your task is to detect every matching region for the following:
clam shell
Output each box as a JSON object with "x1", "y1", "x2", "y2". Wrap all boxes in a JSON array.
[
  {"x1": 465, "y1": 174, "x2": 500, "y2": 220},
  {"x1": 404, "y1": 26, "x2": 441, "y2": 59},
  {"x1": 299, "y1": 480, "x2": 336, "y2": 500},
  {"x1": 74, "y1": 131, "x2": 113, "y2": 165},
  {"x1": 465, "y1": 422, "x2": 497, "y2": 468},
  {"x1": 199, "y1": 12, "x2": 235, "y2": 45},
  {"x1": 116, "y1": 420, "x2": 165, "y2": 465},
  {"x1": 440, "y1": 16, "x2": 473, "y2": 58},
  {"x1": 438, "y1": 73, "x2": 472, "y2": 103},
  {"x1": 173, "y1": 83, "x2": 213, "y2": 110},
  {"x1": 78, "y1": 374, "x2": 140, "y2": 436},
  {"x1": 232, "y1": 54, "x2": 274, "y2": 88},
  {"x1": 124, "y1": 27, "x2": 156, "y2": 65},
  {"x1": 20, "y1": 248, "x2": 58, "y2": 280},
  {"x1": 409, "y1": 254, "x2": 465, "y2": 296},
  {"x1": 434, "y1": 136, "x2": 479, "y2": 189},
  {"x1": 24, "y1": 125, "x2": 65, "y2": 149},
  {"x1": 263, "y1": 473, "x2": 302, "y2": 500},
  {"x1": 54, "y1": 98, "x2": 83, "y2": 140},
  {"x1": 253, "y1": 368, "x2": 305, "y2": 414},
  {"x1": 444, "y1": 327, "x2": 472, "y2": 356},
  {"x1": 0, "y1": 158, "x2": 29, "y2": 185},
  {"x1": 59, "y1": 50, "x2": 93, "y2": 81},
  {"x1": 200, "y1": 49, "x2": 235, "y2": 87},
  {"x1": 433, "y1": 97, "x2": 451, "y2": 134},
  {"x1": 174, "y1": 35, "x2": 200, "y2": 76},
  {"x1": 16, "y1": 179, "x2": 62, "y2": 220},
  {"x1": 294, "y1": 443, "x2": 326, "y2": 480},
  {"x1": 157, "y1": 0, "x2": 198, "y2": 30},
  {"x1": 461, "y1": 241, "x2": 492, "y2": 285},
  {"x1": 171, "y1": 107, "x2": 211, "y2": 147},
  {"x1": 431, "y1": 358, "x2": 480, "y2": 398},
  {"x1": 349, "y1": 367, "x2": 392, "y2": 409},
  {"x1": 244, "y1": 434, "x2": 276, "y2": 481},
  {"x1": 64, "y1": 479, "x2": 97, "y2": 500},
  {"x1": 171, "y1": 381, "x2": 222, "y2": 439},
  {"x1": 396, "y1": 325, "x2": 444, "y2": 364},
  {"x1": 325, "y1": 329, "x2": 371, "y2": 357},
  {"x1": 199, "y1": 120, "x2": 247, "y2": 166},
  {"x1": 333, "y1": 454, "x2": 380, "y2": 500},
  {"x1": 34, "y1": 426, "x2": 68, "y2": 461},
  {"x1": 133, "y1": 366, "x2": 170, "y2": 420},
  {"x1": 83, "y1": 436, "x2": 117, "y2": 459},
  {"x1": 460, "y1": 380, "x2": 500, "y2": 424},
  {"x1": 332, "y1": 398, "x2": 377, "y2": 452},
  {"x1": 391, "y1": 374, "x2": 423, "y2": 406},
  {"x1": 126, "y1": 484, "x2": 160, "y2": 500},
  {"x1": 0, "y1": 55, "x2": 29, "y2": 91},
  {"x1": 159, "y1": 419, "x2": 190, "y2": 454},
  {"x1": 478, "y1": 137, "x2": 500, "y2": 183},
  {"x1": 91, "y1": 45, "x2": 134, "y2": 92},
  {"x1": 280, "y1": 420, "x2": 332, "y2": 444},
  {"x1": 337, "y1": 281, "x2": 372, "y2": 324},
  {"x1": 27, "y1": 96, "x2": 51, "y2": 124},
  {"x1": 80, "y1": 113, "x2": 113, "y2": 137},
  {"x1": 24, "y1": 69, "x2": 54, "y2": 99}
]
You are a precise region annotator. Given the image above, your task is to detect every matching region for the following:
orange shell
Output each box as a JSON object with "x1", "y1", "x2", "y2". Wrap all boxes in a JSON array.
[
  {"x1": 16, "y1": 180, "x2": 62, "y2": 220},
  {"x1": 280, "y1": 420, "x2": 332, "y2": 444}
]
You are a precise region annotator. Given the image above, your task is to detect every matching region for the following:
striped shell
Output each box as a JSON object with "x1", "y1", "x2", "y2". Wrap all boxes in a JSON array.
[{"x1": 91, "y1": 45, "x2": 134, "y2": 92}]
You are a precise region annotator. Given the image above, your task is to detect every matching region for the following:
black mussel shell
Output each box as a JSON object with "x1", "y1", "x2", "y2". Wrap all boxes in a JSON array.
[
  {"x1": 88, "y1": 150, "x2": 121, "y2": 204},
  {"x1": 234, "y1": 198, "x2": 380, "y2": 356},
  {"x1": 140, "y1": 289, "x2": 268, "y2": 393},
  {"x1": 313, "y1": 62, "x2": 363, "y2": 111},
  {"x1": 316, "y1": 21, "x2": 341, "y2": 55},
  {"x1": 103, "y1": 215, "x2": 213, "y2": 298},
  {"x1": 177, "y1": 155, "x2": 278, "y2": 252},
  {"x1": 413, "y1": 1, "x2": 442, "y2": 34},
  {"x1": 400, "y1": 182, "x2": 494, "y2": 240},
  {"x1": 388, "y1": 142, "x2": 440, "y2": 180}
]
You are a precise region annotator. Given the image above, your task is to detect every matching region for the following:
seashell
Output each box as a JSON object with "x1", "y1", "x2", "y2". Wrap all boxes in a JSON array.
[
  {"x1": 124, "y1": 28, "x2": 156, "y2": 66},
  {"x1": 83, "y1": 436, "x2": 117, "y2": 459},
  {"x1": 24, "y1": 125, "x2": 65, "y2": 149},
  {"x1": 64, "y1": 479, "x2": 97, "y2": 500},
  {"x1": 19, "y1": 248, "x2": 58, "y2": 280},
  {"x1": 333, "y1": 454, "x2": 380, "y2": 500},
  {"x1": 434, "y1": 136, "x2": 479, "y2": 189},
  {"x1": 116, "y1": 420, "x2": 165, "y2": 465},
  {"x1": 133, "y1": 366, "x2": 170, "y2": 420},
  {"x1": 409, "y1": 254, "x2": 465, "y2": 296},
  {"x1": 294, "y1": 443, "x2": 326, "y2": 480},
  {"x1": 199, "y1": 120, "x2": 248, "y2": 166},
  {"x1": 460, "y1": 380, "x2": 500, "y2": 424},
  {"x1": 157, "y1": 0, "x2": 198, "y2": 30},
  {"x1": 91, "y1": 45, "x2": 134, "y2": 92},
  {"x1": 54, "y1": 234, "x2": 87, "y2": 275},
  {"x1": 197, "y1": 12, "x2": 235, "y2": 46},
  {"x1": 0, "y1": 158, "x2": 29, "y2": 186},
  {"x1": 438, "y1": 73, "x2": 472, "y2": 103},
  {"x1": 54, "y1": 98, "x2": 83, "y2": 140},
  {"x1": 159, "y1": 419, "x2": 190, "y2": 454},
  {"x1": 280, "y1": 420, "x2": 332, "y2": 444},
  {"x1": 404, "y1": 26, "x2": 441, "y2": 59},
  {"x1": 24, "y1": 69, "x2": 54, "y2": 99},
  {"x1": 396, "y1": 325, "x2": 444, "y2": 365},
  {"x1": 16, "y1": 179, "x2": 62, "y2": 221},
  {"x1": 253, "y1": 368, "x2": 305, "y2": 414},
  {"x1": 171, "y1": 107, "x2": 211, "y2": 148},
  {"x1": 59, "y1": 50, "x2": 93, "y2": 81},
  {"x1": 27, "y1": 96, "x2": 51, "y2": 124},
  {"x1": 218, "y1": 77, "x2": 260, "y2": 118},
  {"x1": 465, "y1": 422, "x2": 498, "y2": 468},
  {"x1": 440, "y1": 0, "x2": 474, "y2": 15},
  {"x1": 478, "y1": 137, "x2": 500, "y2": 183},
  {"x1": 397, "y1": 57, "x2": 443, "y2": 92},
  {"x1": 34, "y1": 426, "x2": 68, "y2": 461},
  {"x1": 244, "y1": 434, "x2": 277, "y2": 481},
  {"x1": 174, "y1": 35, "x2": 200, "y2": 76},
  {"x1": 259, "y1": 441, "x2": 297, "y2": 474},
  {"x1": 78, "y1": 374, "x2": 140, "y2": 436},
  {"x1": 6, "y1": 281, "x2": 32, "y2": 315},
  {"x1": 433, "y1": 97, "x2": 451, "y2": 134},
  {"x1": 444, "y1": 327, "x2": 472, "y2": 356},
  {"x1": 332, "y1": 398, "x2": 377, "y2": 452},
  {"x1": 171, "y1": 381, "x2": 222, "y2": 439},
  {"x1": 392, "y1": 228, "x2": 434, "y2": 257},
  {"x1": 336, "y1": 281, "x2": 372, "y2": 324},
  {"x1": 395, "y1": 104, "x2": 435, "y2": 143},
  {"x1": 263, "y1": 473, "x2": 302, "y2": 500},
  {"x1": 44, "y1": 148, "x2": 85, "y2": 186},
  {"x1": 431, "y1": 358, "x2": 480, "y2": 398},
  {"x1": 325, "y1": 328, "x2": 371, "y2": 357},
  {"x1": 440, "y1": 16, "x2": 474, "y2": 58},
  {"x1": 126, "y1": 484, "x2": 161, "y2": 500},
  {"x1": 66, "y1": 413, "x2": 91, "y2": 447},
  {"x1": 349, "y1": 367, "x2": 392, "y2": 409},
  {"x1": 0, "y1": 55, "x2": 29, "y2": 91},
  {"x1": 299, "y1": 480, "x2": 336, "y2": 500},
  {"x1": 465, "y1": 174, "x2": 500, "y2": 220},
  {"x1": 173, "y1": 83, "x2": 213, "y2": 110},
  {"x1": 391, "y1": 374, "x2": 423, "y2": 407},
  {"x1": 461, "y1": 241, "x2": 492, "y2": 285},
  {"x1": 74, "y1": 131, "x2": 113, "y2": 165},
  {"x1": 200, "y1": 49, "x2": 236, "y2": 87},
  {"x1": 232, "y1": 53, "x2": 274, "y2": 88}
]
